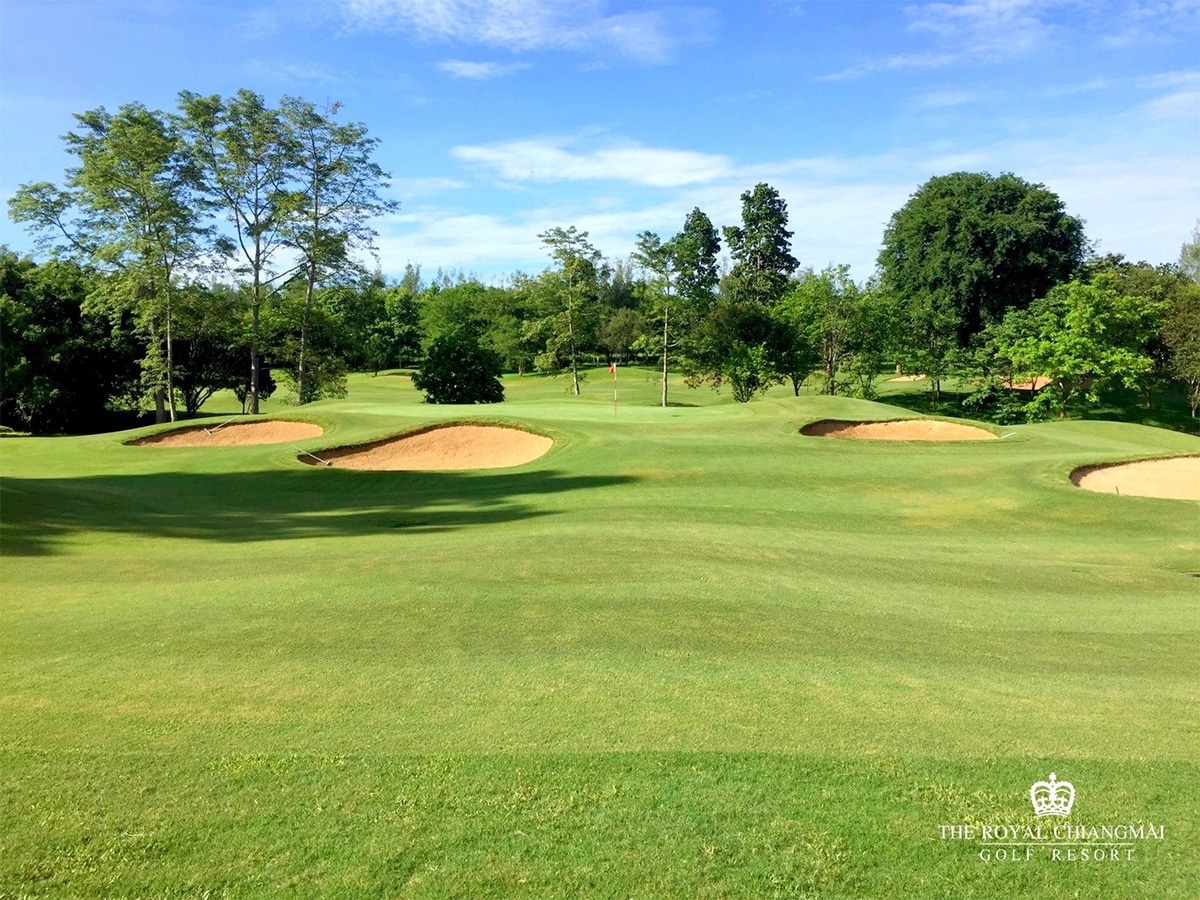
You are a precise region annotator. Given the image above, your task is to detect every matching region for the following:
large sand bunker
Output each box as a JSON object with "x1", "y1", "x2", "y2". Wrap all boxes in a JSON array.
[
  {"x1": 306, "y1": 424, "x2": 552, "y2": 470},
  {"x1": 134, "y1": 420, "x2": 323, "y2": 447},
  {"x1": 801, "y1": 419, "x2": 997, "y2": 441},
  {"x1": 1071, "y1": 456, "x2": 1200, "y2": 502}
]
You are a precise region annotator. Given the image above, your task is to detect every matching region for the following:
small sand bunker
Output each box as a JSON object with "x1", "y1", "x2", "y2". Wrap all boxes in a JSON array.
[
  {"x1": 802, "y1": 419, "x2": 996, "y2": 441},
  {"x1": 1071, "y1": 456, "x2": 1200, "y2": 502},
  {"x1": 308, "y1": 424, "x2": 552, "y2": 471},
  {"x1": 888, "y1": 374, "x2": 927, "y2": 383},
  {"x1": 1006, "y1": 375, "x2": 1052, "y2": 391},
  {"x1": 135, "y1": 420, "x2": 323, "y2": 447}
]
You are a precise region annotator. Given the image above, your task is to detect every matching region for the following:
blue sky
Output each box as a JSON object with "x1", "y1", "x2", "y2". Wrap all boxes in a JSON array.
[{"x1": 1, "y1": 0, "x2": 1197, "y2": 283}]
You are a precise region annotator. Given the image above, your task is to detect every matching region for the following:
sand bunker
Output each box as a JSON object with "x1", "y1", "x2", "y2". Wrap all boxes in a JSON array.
[
  {"x1": 306, "y1": 424, "x2": 552, "y2": 470},
  {"x1": 1006, "y1": 375, "x2": 1052, "y2": 391},
  {"x1": 135, "y1": 420, "x2": 323, "y2": 447},
  {"x1": 801, "y1": 419, "x2": 997, "y2": 441},
  {"x1": 1071, "y1": 456, "x2": 1200, "y2": 502},
  {"x1": 888, "y1": 374, "x2": 927, "y2": 383}
]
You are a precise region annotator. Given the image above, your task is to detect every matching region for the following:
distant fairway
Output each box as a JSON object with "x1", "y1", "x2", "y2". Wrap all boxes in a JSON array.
[{"x1": 2, "y1": 369, "x2": 1198, "y2": 897}]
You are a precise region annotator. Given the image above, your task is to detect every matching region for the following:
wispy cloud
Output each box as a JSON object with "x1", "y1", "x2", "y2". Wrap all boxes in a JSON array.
[
  {"x1": 914, "y1": 88, "x2": 980, "y2": 110},
  {"x1": 338, "y1": 0, "x2": 677, "y2": 63},
  {"x1": 437, "y1": 59, "x2": 531, "y2": 79},
  {"x1": 452, "y1": 136, "x2": 735, "y2": 187},
  {"x1": 820, "y1": 0, "x2": 1054, "y2": 81}
]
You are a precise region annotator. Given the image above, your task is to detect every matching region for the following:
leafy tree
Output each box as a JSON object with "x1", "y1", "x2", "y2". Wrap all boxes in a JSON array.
[
  {"x1": 178, "y1": 89, "x2": 296, "y2": 414},
  {"x1": 722, "y1": 183, "x2": 798, "y2": 307},
  {"x1": 686, "y1": 300, "x2": 787, "y2": 402},
  {"x1": 279, "y1": 97, "x2": 396, "y2": 404},
  {"x1": 1180, "y1": 220, "x2": 1200, "y2": 285},
  {"x1": 673, "y1": 207, "x2": 721, "y2": 319},
  {"x1": 878, "y1": 171, "x2": 1085, "y2": 399},
  {"x1": 411, "y1": 330, "x2": 504, "y2": 404},
  {"x1": 9, "y1": 103, "x2": 207, "y2": 422},
  {"x1": 1082, "y1": 255, "x2": 1187, "y2": 408},
  {"x1": 534, "y1": 226, "x2": 602, "y2": 394},
  {"x1": 844, "y1": 283, "x2": 901, "y2": 399},
  {"x1": 1163, "y1": 282, "x2": 1200, "y2": 417},
  {"x1": 781, "y1": 266, "x2": 859, "y2": 395},
  {"x1": 172, "y1": 284, "x2": 252, "y2": 416},
  {"x1": 991, "y1": 277, "x2": 1163, "y2": 418},
  {"x1": 632, "y1": 230, "x2": 677, "y2": 405},
  {"x1": 262, "y1": 282, "x2": 348, "y2": 404},
  {"x1": 0, "y1": 251, "x2": 142, "y2": 432}
]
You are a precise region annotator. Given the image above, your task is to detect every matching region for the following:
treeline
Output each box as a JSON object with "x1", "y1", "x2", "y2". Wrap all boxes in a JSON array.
[{"x1": 4, "y1": 88, "x2": 1200, "y2": 432}]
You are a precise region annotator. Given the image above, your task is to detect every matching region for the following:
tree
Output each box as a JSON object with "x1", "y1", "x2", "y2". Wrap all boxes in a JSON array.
[
  {"x1": 878, "y1": 171, "x2": 1085, "y2": 399},
  {"x1": 632, "y1": 230, "x2": 677, "y2": 406},
  {"x1": 9, "y1": 103, "x2": 207, "y2": 422},
  {"x1": 722, "y1": 183, "x2": 798, "y2": 307},
  {"x1": 171, "y1": 284, "x2": 252, "y2": 417},
  {"x1": 781, "y1": 266, "x2": 860, "y2": 396},
  {"x1": 1180, "y1": 220, "x2": 1200, "y2": 285},
  {"x1": 673, "y1": 207, "x2": 721, "y2": 319},
  {"x1": 844, "y1": 283, "x2": 901, "y2": 399},
  {"x1": 0, "y1": 251, "x2": 142, "y2": 433},
  {"x1": 177, "y1": 89, "x2": 296, "y2": 415},
  {"x1": 1163, "y1": 282, "x2": 1200, "y2": 417},
  {"x1": 991, "y1": 277, "x2": 1163, "y2": 418},
  {"x1": 279, "y1": 97, "x2": 396, "y2": 404},
  {"x1": 685, "y1": 300, "x2": 787, "y2": 402},
  {"x1": 411, "y1": 330, "x2": 504, "y2": 404},
  {"x1": 535, "y1": 226, "x2": 602, "y2": 395}
]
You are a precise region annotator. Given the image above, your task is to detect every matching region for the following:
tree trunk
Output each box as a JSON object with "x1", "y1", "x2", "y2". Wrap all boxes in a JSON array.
[
  {"x1": 165, "y1": 297, "x2": 177, "y2": 422},
  {"x1": 249, "y1": 262, "x2": 261, "y2": 415},
  {"x1": 661, "y1": 300, "x2": 669, "y2": 407},
  {"x1": 297, "y1": 260, "x2": 317, "y2": 404}
]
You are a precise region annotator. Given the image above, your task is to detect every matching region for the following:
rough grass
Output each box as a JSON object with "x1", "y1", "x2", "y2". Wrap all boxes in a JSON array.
[{"x1": 2, "y1": 368, "x2": 1198, "y2": 897}]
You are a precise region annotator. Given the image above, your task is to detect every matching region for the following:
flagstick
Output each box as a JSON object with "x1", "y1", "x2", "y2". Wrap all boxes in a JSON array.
[{"x1": 611, "y1": 362, "x2": 617, "y2": 415}]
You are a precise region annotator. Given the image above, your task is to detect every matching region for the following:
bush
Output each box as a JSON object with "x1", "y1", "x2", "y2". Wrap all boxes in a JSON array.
[{"x1": 412, "y1": 331, "x2": 504, "y2": 404}]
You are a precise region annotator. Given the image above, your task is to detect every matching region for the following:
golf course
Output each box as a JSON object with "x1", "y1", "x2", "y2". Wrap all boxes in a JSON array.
[{"x1": 2, "y1": 369, "x2": 1197, "y2": 897}]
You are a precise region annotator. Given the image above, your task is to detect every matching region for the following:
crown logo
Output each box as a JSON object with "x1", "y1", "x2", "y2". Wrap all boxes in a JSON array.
[{"x1": 1030, "y1": 773, "x2": 1075, "y2": 818}]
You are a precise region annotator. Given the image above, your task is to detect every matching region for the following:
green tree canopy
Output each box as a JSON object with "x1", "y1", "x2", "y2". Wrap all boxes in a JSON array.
[{"x1": 412, "y1": 329, "x2": 504, "y2": 404}]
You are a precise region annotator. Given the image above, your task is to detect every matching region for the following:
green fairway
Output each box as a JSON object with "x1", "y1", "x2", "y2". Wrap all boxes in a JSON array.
[{"x1": 2, "y1": 369, "x2": 1198, "y2": 898}]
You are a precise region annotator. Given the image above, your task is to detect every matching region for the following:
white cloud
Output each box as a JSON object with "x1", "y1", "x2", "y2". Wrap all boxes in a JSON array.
[
  {"x1": 436, "y1": 59, "x2": 530, "y2": 79},
  {"x1": 820, "y1": 0, "x2": 1055, "y2": 81},
  {"x1": 452, "y1": 136, "x2": 735, "y2": 187},
  {"x1": 914, "y1": 89, "x2": 980, "y2": 109},
  {"x1": 338, "y1": 0, "x2": 676, "y2": 62}
]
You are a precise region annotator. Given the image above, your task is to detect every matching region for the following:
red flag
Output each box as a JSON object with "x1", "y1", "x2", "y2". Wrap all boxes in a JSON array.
[{"x1": 609, "y1": 362, "x2": 616, "y2": 374}]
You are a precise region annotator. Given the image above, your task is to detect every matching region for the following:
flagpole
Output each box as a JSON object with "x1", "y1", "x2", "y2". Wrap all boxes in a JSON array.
[{"x1": 611, "y1": 361, "x2": 617, "y2": 414}]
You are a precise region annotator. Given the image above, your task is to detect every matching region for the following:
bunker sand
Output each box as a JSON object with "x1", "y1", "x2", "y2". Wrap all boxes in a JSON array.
[
  {"x1": 1071, "y1": 456, "x2": 1200, "y2": 502},
  {"x1": 802, "y1": 419, "x2": 996, "y2": 441},
  {"x1": 308, "y1": 424, "x2": 552, "y2": 470},
  {"x1": 134, "y1": 420, "x2": 323, "y2": 447}
]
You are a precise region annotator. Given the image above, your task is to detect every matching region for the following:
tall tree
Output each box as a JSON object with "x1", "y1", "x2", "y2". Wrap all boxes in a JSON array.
[
  {"x1": 9, "y1": 103, "x2": 206, "y2": 422},
  {"x1": 536, "y1": 226, "x2": 602, "y2": 395},
  {"x1": 673, "y1": 207, "x2": 721, "y2": 318},
  {"x1": 177, "y1": 89, "x2": 295, "y2": 414},
  {"x1": 632, "y1": 230, "x2": 677, "y2": 406},
  {"x1": 279, "y1": 97, "x2": 396, "y2": 403},
  {"x1": 781, "y1": 265, "x2": 860, "y2": 395},
  {"x1": 878, "y1": 171, "x2": 1086, "y2": 390},
  {"x1": 722, "y1": 183, "x2": 798, "y2": 307}
]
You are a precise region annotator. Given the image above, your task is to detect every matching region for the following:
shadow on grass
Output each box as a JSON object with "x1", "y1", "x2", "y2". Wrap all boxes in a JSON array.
[{"x1": 0, "y1": 467, "x2": 636, "y2": 556}]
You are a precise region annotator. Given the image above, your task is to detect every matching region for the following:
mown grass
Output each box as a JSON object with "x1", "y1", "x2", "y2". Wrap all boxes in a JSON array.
[{"x1": 2, "y1": 368, "x2": 1198, "y2": 897}]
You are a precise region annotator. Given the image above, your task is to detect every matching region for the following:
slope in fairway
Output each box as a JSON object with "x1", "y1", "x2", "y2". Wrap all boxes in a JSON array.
[{"x1": 2, "y1": 369, "x2": 1198, "y2": 897}]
